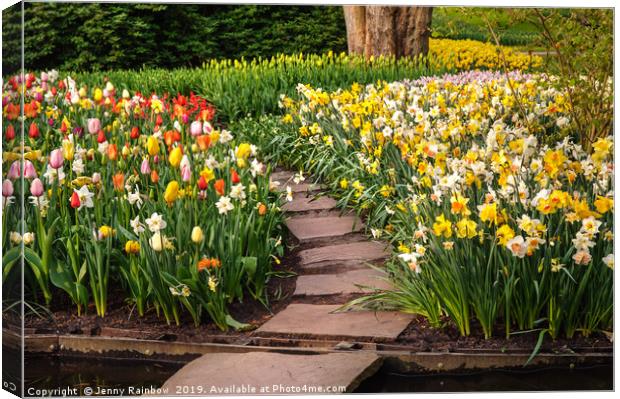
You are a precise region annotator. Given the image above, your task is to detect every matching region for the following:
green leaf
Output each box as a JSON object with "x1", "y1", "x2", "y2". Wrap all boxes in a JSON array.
[
  {"x1": 525, "y1": 329, "x2": 548, "y2": 366},
  {"x1": 225, "y1": 314, "x2": 255, "y2": 331},
  {"x1": 241, "y1": 256, "x2": 257, "y2": 280},
  {"x1": 2, "y1": 246, "x2": 21, "y2": 280},
  {"x1": 23, "y1": 247, "x2": 44, "y2": 277}
]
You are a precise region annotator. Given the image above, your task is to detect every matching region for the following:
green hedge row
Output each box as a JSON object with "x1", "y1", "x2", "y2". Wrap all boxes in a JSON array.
[{"x1": 2, "y1": 3, "x2": 347, "y2": 74}]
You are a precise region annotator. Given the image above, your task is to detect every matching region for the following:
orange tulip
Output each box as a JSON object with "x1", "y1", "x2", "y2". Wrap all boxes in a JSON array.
[
  {"x1": 196, "y1": 134, "x2": 211, "y2": 151},
  {"x1": 108, "y1": 143, "x2": 118, "y2": 161},
  {"x1": 150, "y1": 170, "x2": 159, "y2": 184},
  {"x1": 112, "y1": 173, "x2": 125, "y2": 191},
  {"x1": 214, "y1": 179, "x2": 225, "y2": 196}
]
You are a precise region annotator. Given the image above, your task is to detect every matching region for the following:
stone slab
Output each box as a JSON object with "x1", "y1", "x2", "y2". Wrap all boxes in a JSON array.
[
  {"x1": 270, "y1": 170, "x2": 294, "y2": 182},
  {"x1": 285, "y1": 216, "x2": 364, "y2": 243},
  {"x1": 294, "y1": 269, "x2": 392, "y2": 296},
  {"x1": 256, "y1": 304, "x2": 413, "y2": 340},
  {"x1": 162, "y1": 351, "x2": 381, "y2": 395},
  {"x1": 277, "y1": 183, "x2": 325, "y2": 193},
  {"x1": 299, "y1": 241, "x2": 389, "y2": 266},
  {"x1": 282, "y1": 194, "x2": 337, "y2": 212}
]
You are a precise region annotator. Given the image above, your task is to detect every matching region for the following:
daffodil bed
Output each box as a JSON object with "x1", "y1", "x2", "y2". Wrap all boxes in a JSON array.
[
  {"x1": 269, "y1": 69, "x2": 613, "y2": 341},
  {"x1": 2, "y1": 72, "x2": 286, "y2": 331}
]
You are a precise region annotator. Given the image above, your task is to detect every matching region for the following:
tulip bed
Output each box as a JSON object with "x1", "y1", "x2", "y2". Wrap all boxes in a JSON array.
[
  {"x1": 248, "y1": 70, "x2": 613, "y2": 343},
  {"x1": 2, "y1": 72, "x2": 284, "y2": 330}
]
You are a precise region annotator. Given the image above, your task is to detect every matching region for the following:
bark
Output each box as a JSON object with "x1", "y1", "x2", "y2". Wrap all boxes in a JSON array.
[
  {"x1": 343, "y1": 5, "x2": 366, "y2": 55},
  {"x1": 343, "y1": 6, "x2": 433, "y2": 59},
  {"x1": 409, "y1": 7, "x2": 433, "y2": 58},
  {"x1": 364, "y1": 6, "x2": 396, "y2": 57}
]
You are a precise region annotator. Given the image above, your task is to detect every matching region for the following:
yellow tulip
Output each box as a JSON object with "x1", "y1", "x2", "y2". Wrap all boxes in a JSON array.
[
  {"x1": 191, "y1": 226, "x2": 204, "y2": 243},
  {"x1": 164, "y1": 180, "x2": 180, "y2": 204},
  {"x1": 125, "y1": 240, "x2": 140, "y2": 254},
  {"x1": 169, "y1": 147, "x2": 183, "y2": 168},
  {"x1": 236, "y1": 143, "x2": 252, "y2": 160},
  {"x1": 147, "y1": 136, "x2": 159, "y2": 156},
  {"x1": 62, "y1": 140, "x2": 75, "y2": 161}
]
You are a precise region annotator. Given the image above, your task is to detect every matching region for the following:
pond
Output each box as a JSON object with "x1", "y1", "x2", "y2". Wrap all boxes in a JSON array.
[
  {"x1": 355, "y1": 363, "x2": 614, "y2": 392},
  {"x1": 2, "y1": 348, "x2": 613, "y2": 396}
]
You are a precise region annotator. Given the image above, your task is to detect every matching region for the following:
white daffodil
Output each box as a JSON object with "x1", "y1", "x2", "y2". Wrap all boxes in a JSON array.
[
  {"x1": 72, "y1": 158, "x2": 85, "y2": 174},
  {"x1": 74, "y1": 185, "x2": 94, "y2": 210},
  {"x1": 130, "y1": 216, "x2": 146, "y2": 235},
  {"x1": 127, "y1": 187, "x2": 143, "y2": 209},
  {"x1": 145, "y1": 212, "x2": 167, "y2": 232},
  {"x1": 229, "y1": 184, "x2": 246, "y2": 201},
  {"x1": 216, "y1": 196, "x2": 234, "y2": 214}
]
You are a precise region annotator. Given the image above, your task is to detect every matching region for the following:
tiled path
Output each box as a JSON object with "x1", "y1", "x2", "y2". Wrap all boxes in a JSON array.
[{"x1": 163, "y1": 170, "x2": 411, "y2": 394}]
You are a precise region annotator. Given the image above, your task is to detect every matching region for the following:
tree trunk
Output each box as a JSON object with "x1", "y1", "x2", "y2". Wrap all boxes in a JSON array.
[
  {"x1": 364, "y1": 6, "x2": 396, "y2": 57},
  {"x1": 343, "y1": 5, "x2": 366, "y2": 55},
  {"x1": 343, "y1": 6, "x2": 433, "y2": 59}
]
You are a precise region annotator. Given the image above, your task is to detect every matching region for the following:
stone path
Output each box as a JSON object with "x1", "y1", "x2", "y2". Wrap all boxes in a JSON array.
[
  {"x1": 162, "y1": 352, "x2": 382, "y2": 395},
  {"x1": 163, "y1": 169, "x2": 411, "y2": 394}
]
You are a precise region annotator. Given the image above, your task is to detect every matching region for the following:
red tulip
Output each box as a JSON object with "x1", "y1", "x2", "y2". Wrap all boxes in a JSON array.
[
  {"x1": 28, "y1": 122, "x2": 39, "y2": 138},
  {"x1": 130, "y1": 126, "x2": 140, "y2": 140},
  {"x1": 97, "y1": 130, "x2": 106, "y2": 143},
  {"x1": 197, "y1": 175, "x2": 208, "y2": 190},
  {"x1": 155, "y1": 114, "x2": 163, "y2": 126},
  {"x1": 5, "y1": 124, "x2": 15, "y2": 141},
  {"x1": 70, "y1": 191, "x2": 81, "y2": 209},
  {"x1": 231, "y1": 169, "x2": 240, "y2": 184}
]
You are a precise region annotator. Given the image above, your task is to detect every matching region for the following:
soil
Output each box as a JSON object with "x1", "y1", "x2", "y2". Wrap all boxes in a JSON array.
[{"x1": 12, "y1": 236, "x2": 301, "y2": 343}]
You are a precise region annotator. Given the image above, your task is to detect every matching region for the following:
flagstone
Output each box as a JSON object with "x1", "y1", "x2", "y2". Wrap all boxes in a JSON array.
[
  {"x1": 162, "y1": 351, "x2": 381, "y2": 395},
  {"x1": 298, "y1": 241, "x2": 389, "y2": 266},
  {"x1": 285, "y1": 216, "x2": 364, "y2": 243},
  {"x1": 294, "y1": 269, "x2": 391, "y2": 297},
  {"x1": 282, "y1": 194, "x2": 337, "y2": 212},
  {"x1": 255, "y1": 304, "x2": 413, "y2": 340}
]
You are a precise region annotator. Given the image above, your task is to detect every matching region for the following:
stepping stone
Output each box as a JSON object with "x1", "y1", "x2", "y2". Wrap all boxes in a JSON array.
[
  {"x1": 299, "y1": 241, "x2": 389, "y2": 266},
  {"x1": 256, "y1": 304, "x2": 413, "y2": 341},
  {"x1": 285, "y1": 216, "x2": 364, "y2": 243},
  {"x1": 162, "y1": 351, "x2": 381, "y2": 394},
  {"x1": 277, "y1": 183, "x2": 324, "y2": 193},
  {"x1": 282, "y1": 194, "x2": 337, "y2": 212},
  {"x1": 294, "y1": 269, "x2": 392, "y2": 297},
  {"x1": 270, "y1": 170, "x2": 294, "y2": 182}
]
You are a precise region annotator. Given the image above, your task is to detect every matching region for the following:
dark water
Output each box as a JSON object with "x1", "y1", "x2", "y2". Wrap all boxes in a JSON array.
[
  {"x1": 2, "y1": 348, "x2": 613, "y2": 396},
  {"x1": 4, "y1": 349, "x2": 183, "y2": 397},
  {"x1": 355, "y1": 363, "x2": 614, "y2": 392}
]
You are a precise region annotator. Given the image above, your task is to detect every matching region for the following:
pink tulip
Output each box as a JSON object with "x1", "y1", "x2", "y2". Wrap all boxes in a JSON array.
[
  {"x1": 203, "y1": 122, "x2": 213, "y2": 134},
  {"x1": 181, "y1": 165, "x2": 191, "y2": 182},
  {"x1": 190, "y1": 121, "x2": 202, "y2": 137},
  {"x1": 92, "y1": 172, "x2": 101, "y2": 184},
  {"x1": 182, "y1": 114, "x2": 189, "y2": 124},
  {"x1": 7, "y1": 161, "x2": 20, "y2": 180},
  {"x1": 2, "y1": 179, "x2": 13, "y2": 197},
  {"x1": 30, "y1": 178, "x2": 44, "y2": 197},
  {"x1": 140, "y1": 158, "x2": 151, "y2": 174},
  {"x1": 49, "y1": 149, "x2": 64, "y2": 169},
  {"x1": 41, "y1": 72, "x2": 48, "y2": 82},
  {"x1": 23, "y1": 160, "x2": 37, "y2": 179},
  {"x1": 153, "y1": 155, "x2": 159, "y2": 164},
  {"x1": 87, "y1": 118, "x2": 101, "y2": 135}
]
